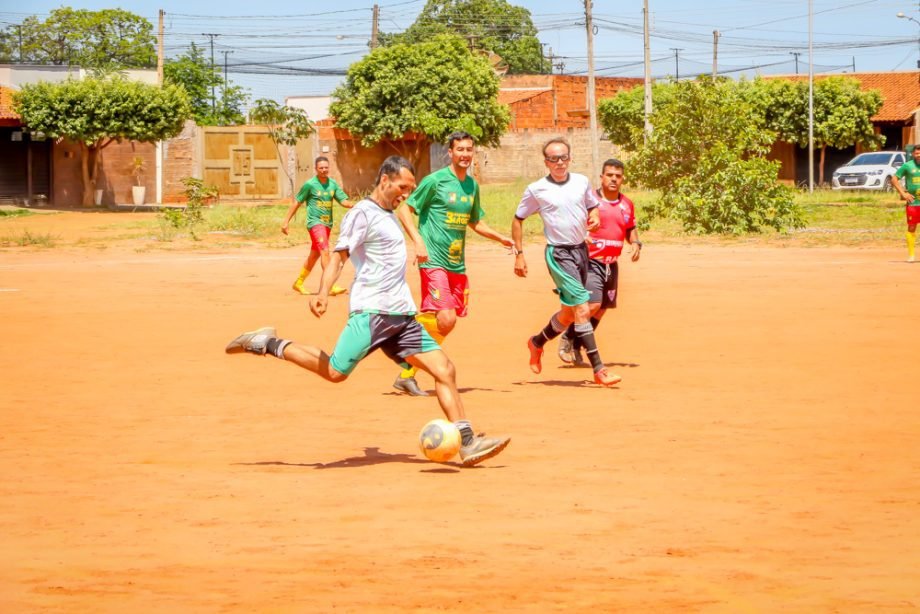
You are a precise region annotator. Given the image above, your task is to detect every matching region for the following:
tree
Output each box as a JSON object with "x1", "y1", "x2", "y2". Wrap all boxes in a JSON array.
[
  {"x1": 329, "y1": 34, "x2": 510, "y2": 165},
  {"x1": 14, "y1": 77, "x2": 191, "y2": 206},
  {"x1": 379, "y1": 0, "x2": 549, "y2": 75},
  {"x1": 165, "y1": 43, "x2": 249, "y2": 126},
  {"x1": 0, "y1": 8, "x2": 155, "y2": 68},
  {"x1": 248, "y1": 99, "x2": 315, "y2": 199},
  {"x1": 753, "y1": 76, "x2": 884, "y2": 185},
  {"x1": 599, "y1": 77, "x2": 803, "y2": 234}
]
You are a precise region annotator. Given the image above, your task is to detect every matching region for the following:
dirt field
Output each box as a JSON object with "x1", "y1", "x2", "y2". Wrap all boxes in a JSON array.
[{"x1": 1, "y1": 212, "x2": 918, "y2": 612}]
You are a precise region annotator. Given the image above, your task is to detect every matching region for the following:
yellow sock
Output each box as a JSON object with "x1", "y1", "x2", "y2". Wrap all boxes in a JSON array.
[
  {"x1": 296, "y1": 267, "x2": 308, "y2": 283},
  {"x1": 400, "y1": 366, "x2": 416, "y2": 379},
  {"x1": 908, "y1": 231, "x2": 916, "y2": 259}
]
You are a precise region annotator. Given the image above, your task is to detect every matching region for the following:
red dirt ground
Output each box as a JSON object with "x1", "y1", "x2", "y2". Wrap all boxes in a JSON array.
[{"x1": 1, "y1": 213, "x2": 918, "y2": 612}]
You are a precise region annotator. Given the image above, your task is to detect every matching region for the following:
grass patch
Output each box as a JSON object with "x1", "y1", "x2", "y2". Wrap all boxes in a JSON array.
[
  {"x1": 0, "y1": 229, "x2": 59, "y2": 247},
  {"x1": 0, "y1": 208, "x2": 36, "y2": 218}
]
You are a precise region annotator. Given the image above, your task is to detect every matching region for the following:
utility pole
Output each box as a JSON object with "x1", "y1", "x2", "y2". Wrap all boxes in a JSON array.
[
  {"x1": 790, "y1": 51, "x2": 801, "y2": 75},
  {"x1": 643, "y1": 0, "x2": 652, "y2": 140},
  {"x1": 157, "y1": 10, "x2": 164, "y2": 85},
  {"x1": 670, "y1": 47, "x2": 682, "y2": 80},
  {"x1": 852, "y1": 56, "x2": 856, "y2": 72},
  {"x1": 202, "y1": 33, "x2": 220, "y2": 114},
  {"x1": 585, "y1": 0, "x2": 600, "y2": 177},
  {"x1": 371, "y1": 4, "x2": 379, "y2": 49},
  {"x1": 712, "y1": 30, "x2": 719, "y2": 77},
  {"x1": 14, "y1": 24, "x2": 22, "y2": 63},
  {"x1": 808, "y1": 0, "x2": 814, "y2": 192},
  {"x1": 221, "y1": 50, "x2": 233, "y2": 88}
]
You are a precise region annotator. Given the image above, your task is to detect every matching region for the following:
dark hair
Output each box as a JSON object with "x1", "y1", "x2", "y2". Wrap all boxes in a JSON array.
[
  {"x1": 315, "y1": 156, "x2": 329, "y2": 166},
  {"x1": 376, "y1": 156, "x2": 415, "y2": 185},
  {"x1": 447, "y1": 131, "x2": 475, "y2": 150},
  {"x1": 602, "y1": 158, "x2": 625, "y2": 172},
  {"x1": 542, "y1": 137, "x2": 570, "y2": 157}
]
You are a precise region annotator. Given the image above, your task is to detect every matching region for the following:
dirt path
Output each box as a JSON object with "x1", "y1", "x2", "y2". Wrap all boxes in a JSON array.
[{"x1": 1, "y1": 221, "x2": 918, "y2": 611}]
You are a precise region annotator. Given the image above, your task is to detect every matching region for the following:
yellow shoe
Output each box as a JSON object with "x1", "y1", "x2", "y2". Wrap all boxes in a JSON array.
[
  {"x1": 292, "y1": 281, "x2": 311, "y2": 295},
  {"x1": 330, "y1": 285, "x2": 348, "y2": 296}
]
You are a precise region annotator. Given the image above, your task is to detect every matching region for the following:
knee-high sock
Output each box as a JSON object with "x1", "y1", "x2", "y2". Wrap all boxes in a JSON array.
[
  {"x1": 571, "y1": 317, "x2": 601, "y2": 351},
  {"x1": 531, "y1": 314, "x2": 566, "y2": 348},
  {"x1": 908, "y1": 230, "x2": 916, "y2": 259},
  {"x1": 574, "y1": 321, "x2": 604, "y2": 372},
  {"x1": 401, "y1": 312, "x2": 445, "y2": 378}
]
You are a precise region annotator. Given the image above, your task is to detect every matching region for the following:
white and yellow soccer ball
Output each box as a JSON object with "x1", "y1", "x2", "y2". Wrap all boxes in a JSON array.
[{"x1": 418, "y1": 419, "x2": 462, "y2": 463}]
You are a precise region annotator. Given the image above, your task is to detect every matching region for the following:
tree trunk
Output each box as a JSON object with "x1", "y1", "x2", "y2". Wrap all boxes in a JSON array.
[{"x1": 819, "y1": 145, "x2": 826, "y2": 187}]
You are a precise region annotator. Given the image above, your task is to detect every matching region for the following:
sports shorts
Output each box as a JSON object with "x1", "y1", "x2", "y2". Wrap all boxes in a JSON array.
[
  {"x1": 585, "y1": 258, "x2": 619, "y2": 309},
  {"x1": 329, "y1": 312, "x2": 440, "y2": 376},
  {"x1": 544, "y1": 243, "x2": 591, "y2": 307},
  {"x1": 906, "y1": 204, "x2": 920, "y2": 226},
  {"x1": 419, "y1": 267, "x2": 470, "y2": 317},
  {"x1": 308, "y1": 224, "x2": 331, "y2": 252}
]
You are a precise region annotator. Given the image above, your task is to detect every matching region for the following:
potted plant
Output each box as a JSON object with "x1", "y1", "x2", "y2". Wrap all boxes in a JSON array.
[{"x1": 131, "y1": 156, "x2": 146, "y2": 207}]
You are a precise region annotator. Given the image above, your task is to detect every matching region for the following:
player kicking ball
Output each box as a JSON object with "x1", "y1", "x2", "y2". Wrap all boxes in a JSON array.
[{"x1": 226, "y1": 156, "x2": 510, "y2": 467}]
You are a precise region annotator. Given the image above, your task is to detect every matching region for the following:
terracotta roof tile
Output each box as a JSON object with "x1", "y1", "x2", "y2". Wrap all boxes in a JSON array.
[{"x1": 767, "y1": 71, "x2": 919, "y2": 122}]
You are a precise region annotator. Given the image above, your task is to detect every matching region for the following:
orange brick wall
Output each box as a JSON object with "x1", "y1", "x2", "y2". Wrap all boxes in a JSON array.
[
  {"x1": 162, "y1": 121, "x2": 198, "y2": 203},
  {"x1": 52, "y1": 138, "x2": 155, "y2": 206}
]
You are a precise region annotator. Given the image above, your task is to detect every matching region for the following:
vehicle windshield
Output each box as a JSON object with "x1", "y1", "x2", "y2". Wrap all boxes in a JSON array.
[{"x1": 848, "y1": 153, "x2": 892, "y2": 166}]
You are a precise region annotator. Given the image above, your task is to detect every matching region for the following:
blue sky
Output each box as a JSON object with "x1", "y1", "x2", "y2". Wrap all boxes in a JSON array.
[{"x1": 3, "y1": 0, "x2": 918, "y2": 102}]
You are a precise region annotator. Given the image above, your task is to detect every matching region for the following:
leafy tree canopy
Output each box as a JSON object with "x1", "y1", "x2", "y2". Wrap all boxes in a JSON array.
[
  {"x1": 13, "y1": 77, "x2": 191, "y2": 205},
  {"x1": 599, "y1": 77, "x2": 803, "y2": 234},
  {"x1": 329, "y1": 34, "x2": 510, "y2": 162},
  {"x1": 379, "y1": 0, "x2": 549, "y2": 75},
  {"x1": 165, "y1": 43, "x2": 250, "y2": 126},
  {"x1": 0, "y1": 7, "x2": 155, "y2": 68}
]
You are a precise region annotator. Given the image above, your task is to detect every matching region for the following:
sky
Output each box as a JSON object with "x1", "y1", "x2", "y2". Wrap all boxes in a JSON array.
[{"x1": 2, "y1": 0, "x2": 919, "y2": 103}]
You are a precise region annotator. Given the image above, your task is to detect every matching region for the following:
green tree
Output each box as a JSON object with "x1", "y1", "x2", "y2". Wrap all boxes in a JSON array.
[
  {"x1": 13, "y1": 77, "x2": 191, "y2": 206},
  {"x1": 753, "y1": 76, "x2": 883, "y2": 185},
  {"x1": 165, "y1": 43, "x2": 249, "y2": 126},
  {"x1": 600, "y1": 77, "x2": 803, "y2": 234},
  {"x1": 248, "y1": 99, "x2": 315, "y2": 199},
  {"x1": 379, "y1": 0, "x2": 549, "y2": 75},
  {"x1": 329, "y1": 34, "x2": 510, "y2": 165},
  {"x1": 0, "y1": 7, "x2": 155, "y2": 68}
]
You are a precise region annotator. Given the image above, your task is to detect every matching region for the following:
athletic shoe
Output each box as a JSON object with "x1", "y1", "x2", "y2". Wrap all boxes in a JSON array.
[
  {"x1": 459, "y1": 435, "x2": 511, "y2": 467},
  {"x1": 909, "y1": 255, "x2": 916, "y2": 263},
  {"x1": 593, "y1": 368, "x2": 622, "y2": 387},
  {"x1": 225, "y1": 326, "x2": 276, "y2": 355},
  {"x1": 392, "y1": 375, "x2": 429, "y2": 397},
  {"x1": 527, "y1": 338, "x2": 543, "y2": 374},
  {"x1": 557, "y1": 334, "x2": 575, "y2": 364},
  {"x1": 330, "y1": 285, "x2": 348, "y2": 296},
  {"x1": 292, "y1": 280, "x2": 310, "y2": 295}
]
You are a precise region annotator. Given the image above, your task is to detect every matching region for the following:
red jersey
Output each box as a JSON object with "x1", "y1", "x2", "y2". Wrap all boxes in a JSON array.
[{"x1": 587, "y1": 191, "x2": 636, "y2": 264}]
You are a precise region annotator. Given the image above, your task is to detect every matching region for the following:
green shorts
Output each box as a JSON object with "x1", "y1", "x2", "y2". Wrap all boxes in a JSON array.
[
  {"x1": 545, "y1": 244, "x2": 591, "y2": 307},
  {"x1": 329, "y1": 311, "x2": 440, "y2": 376}
]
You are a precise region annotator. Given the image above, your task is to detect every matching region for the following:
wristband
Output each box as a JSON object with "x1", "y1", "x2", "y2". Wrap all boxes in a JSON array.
[{"x1": 511, "y1": 246, "x2": 523, "y2": 256}]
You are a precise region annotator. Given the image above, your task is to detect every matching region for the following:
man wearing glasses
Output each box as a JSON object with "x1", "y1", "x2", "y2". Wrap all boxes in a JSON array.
[{"x1": 510, "y1": 138, "x2": 622, "y2": 387}]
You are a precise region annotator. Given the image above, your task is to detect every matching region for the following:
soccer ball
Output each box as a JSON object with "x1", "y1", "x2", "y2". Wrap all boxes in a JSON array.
[{"x1": 419, "y1": 419, "x2": 462, "y2": 463}]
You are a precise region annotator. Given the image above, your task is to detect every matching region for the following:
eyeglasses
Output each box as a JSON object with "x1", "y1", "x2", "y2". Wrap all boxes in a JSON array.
[{"x1": 544, "y1": 155, "x2": 570, "y2": 164}]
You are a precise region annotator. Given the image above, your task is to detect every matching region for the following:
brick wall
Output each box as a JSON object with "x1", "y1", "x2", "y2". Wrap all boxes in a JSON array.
[
  {"x1": 162, "y1": 120, "x2": 198, "y2": 203},
  {"x1": 52, "y1": 138, "x2": 155, "y2": 206}
]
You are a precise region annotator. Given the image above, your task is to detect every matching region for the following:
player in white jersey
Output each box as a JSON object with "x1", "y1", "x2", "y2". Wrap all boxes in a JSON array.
[
  {"x1": 511, "y1": 138, "x2": 622, "y2": 387},
  {"x1": 225, "y1": 156, "x2": 510, "y2": 467}
]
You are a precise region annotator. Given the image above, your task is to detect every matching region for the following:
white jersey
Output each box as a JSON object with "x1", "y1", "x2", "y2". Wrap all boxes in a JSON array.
[
  {"x1": 334, "y1": 198, "x2": 417, "y2": 315},
  {"x1": 515, "y1": 173, "x2": 598, "y2": 246}
]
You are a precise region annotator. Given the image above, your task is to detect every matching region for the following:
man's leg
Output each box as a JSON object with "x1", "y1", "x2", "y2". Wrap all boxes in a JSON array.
[
  {"x1": 528, "y1": 307, "x2": 574, "y2": 373},
  {"x1": 908, "y1": 222, "x2": 917, "y2": 262},
  {"x1": 225, "y1": 326, "x2": 348, "y2": 383},
  {"x1": 408, "y1": 349, "x2": 510, "y2": 467},
  {"x1": 563, "y1": 304, "x2": 603, "y2": 366},
  {"x1": 293, "y1": 250, "x2": 321, "y2": 295},
  {"x1": 565, "y1": 302, "x2": 621, "y2": 387},
  {"x1": 395, "y1": 310, "x2": 455, "y2": 396}
]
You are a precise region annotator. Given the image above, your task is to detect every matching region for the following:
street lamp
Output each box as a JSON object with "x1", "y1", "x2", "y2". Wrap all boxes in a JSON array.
[{"x1": 897, "y1": 12, "x2": 920, "y2": 70}]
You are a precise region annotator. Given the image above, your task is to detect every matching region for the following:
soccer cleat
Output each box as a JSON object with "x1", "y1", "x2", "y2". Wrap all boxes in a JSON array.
[
  {"x1": 557, "y1": 334, "x2": 575, "y2": 364},
  {"x1": 292, "y1": 280, "x2": 311, "y2": 295},
  {"x1": 909, "y1": 255, "x2": 916, "y2": 263},
  {"x1": 459, "y1": 435, "x2": 511, "y2": 467},
  {"x1": 330, "y1": 285, "x2": 348, "y2": 296},
  {"x1": 392, "y1": 375, "x2": 429, "y2": 397},
  {"x1": 225, "y1": 326, "x2": 276, "y2": 355},
  {"x1": 527, "y1": 338, "x2": 543, "y2": 374},
  {"x1": 593, "y1": 368, "x2": 622, "y2": 387}
]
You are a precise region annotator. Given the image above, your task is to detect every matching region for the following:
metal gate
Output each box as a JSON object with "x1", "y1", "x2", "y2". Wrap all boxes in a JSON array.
[{"x1": 201, "y1": 126, "x2": 284, "y2": 200}]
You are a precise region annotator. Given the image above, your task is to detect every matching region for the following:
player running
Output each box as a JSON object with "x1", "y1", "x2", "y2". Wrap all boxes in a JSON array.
[
  {"x1": 511, "y1": 138, "x2": 621, "y2": 387},
  {"x1": 558, "y1": 159, "x2": 642, "y2": 366},
  {"x1": 891, "y1": 144, "x2": 920, "y2": 262},
  {"x1": 392, "y1": 131, "x2": 513, "y2": 397},
  {"x1": 226, "y1": 156, "x2": 510, "y2": 467},
  {"x1": 282, "y1": 156, "x2": 352, "y2": 296}
]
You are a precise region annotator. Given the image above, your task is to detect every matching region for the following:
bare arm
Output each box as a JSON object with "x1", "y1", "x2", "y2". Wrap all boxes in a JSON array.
[
  {"x1": 511, "y1": 217, "x2": 527, "y2": 277},
  {"x1": 281, "y1": 200, "x2": 303, "y2": 235},
  {"x1": 396, "y1": 204, "x2": 428, "y2": 264},
  {"x1": 586, "y1": 207, "x2": 601, "y2": 232},
  {"x1": 310, "y1": 249, "x2": 349, "y2": 317},
  {"x1": 891, "y1": 175, "x2": 914, "y2": 204},
  {"x1": 627, "y1": 228, "x2": 642, "y2": 262},
  {"x1": 468, "y1": 219, "x2": 513, "y2": 247}
]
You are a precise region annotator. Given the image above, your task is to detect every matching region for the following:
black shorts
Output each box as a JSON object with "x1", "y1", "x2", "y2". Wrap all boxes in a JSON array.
[{"x1": 585, "y1": 259, "x2": 619, "y2": 309}]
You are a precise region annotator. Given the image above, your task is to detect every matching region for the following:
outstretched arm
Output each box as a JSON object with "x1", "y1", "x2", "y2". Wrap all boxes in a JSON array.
[{"x1": 468, "y1": 219, "x2": 513, "y2": 247}]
